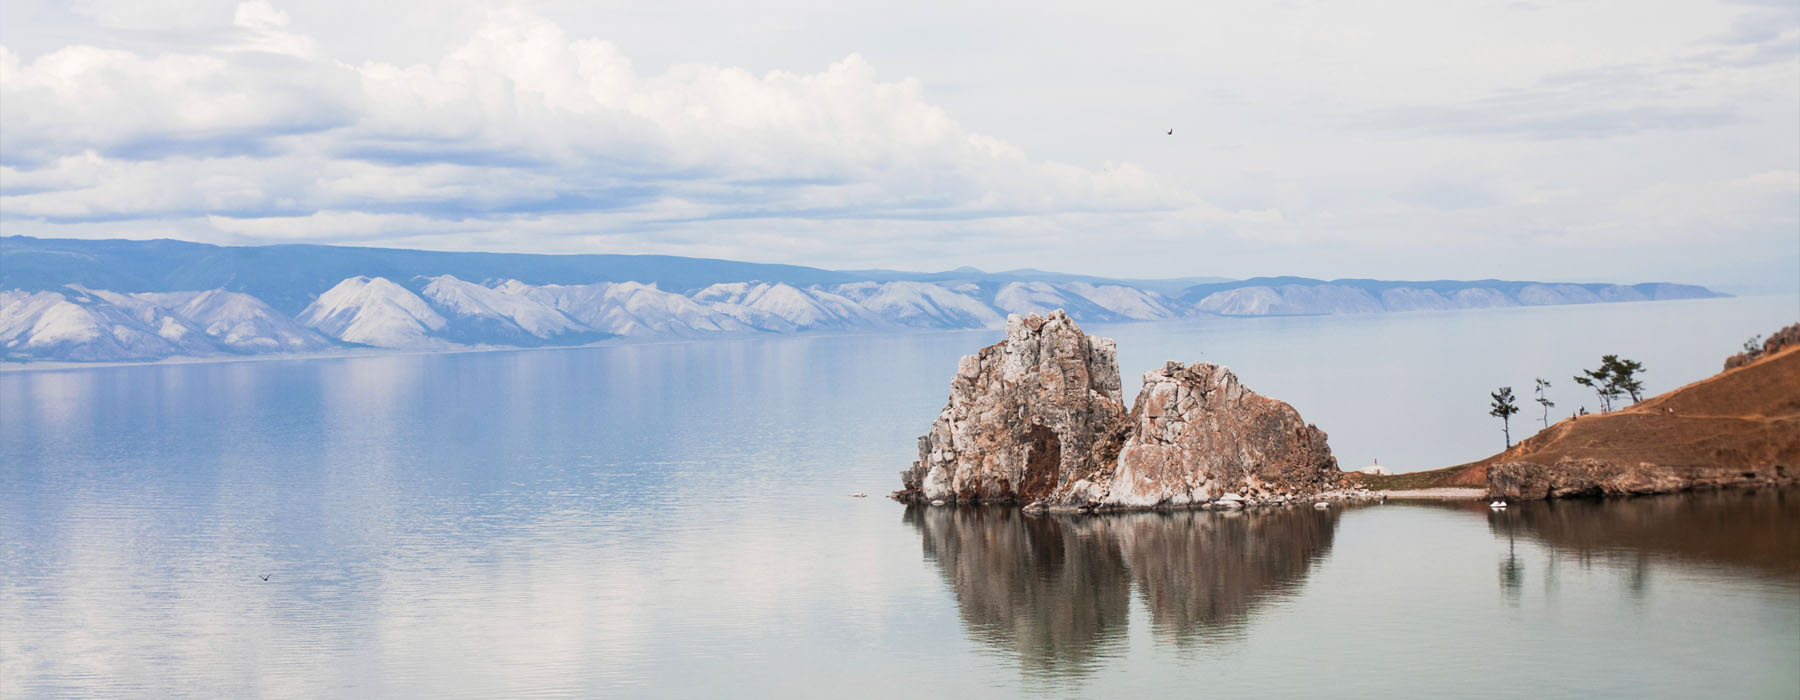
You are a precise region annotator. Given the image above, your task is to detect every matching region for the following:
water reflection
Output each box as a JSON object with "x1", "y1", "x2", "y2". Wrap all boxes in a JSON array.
[
  {"x1": 906, "y1": 505, "x2": 1340, "y2": 675},
  {"x1": 1488, "y1": 488, "x2": 1800, "y2": 583}
]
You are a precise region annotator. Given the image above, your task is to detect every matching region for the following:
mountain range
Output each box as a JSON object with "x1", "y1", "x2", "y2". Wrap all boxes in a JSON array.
[{"x1": 0, "y1": 236, "x2": 1724, "y2": 363}]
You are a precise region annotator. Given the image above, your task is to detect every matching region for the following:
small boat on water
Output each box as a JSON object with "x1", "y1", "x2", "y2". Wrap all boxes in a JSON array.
[{"x1": 1489, "y1": 500, "x2": 1507, "y2": 509}]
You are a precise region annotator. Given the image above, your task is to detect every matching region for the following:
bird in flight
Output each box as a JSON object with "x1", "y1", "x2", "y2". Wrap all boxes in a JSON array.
[
  {"x1": 1167, "y1": 128, "x2": 1174, "y2": 135},
  {"x1": 259, "y1": 574, "x2": 270, "y2": 581}
]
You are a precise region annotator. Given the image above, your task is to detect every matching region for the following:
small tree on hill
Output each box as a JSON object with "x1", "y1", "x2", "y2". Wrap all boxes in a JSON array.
[
  {"x1": 1573, "y1": 354, "x2": 1647, "y2": 412},
  {"x1": 1533, "y1": 377, "x2": 1554, "y2": 428},
  {"x1": 1573, "y1": 365, "x2": 1619, "y2": 413},
  {"x1": 1490, "y1": 386, "x2": 1520, "y2": 449},
  {"x1": 1605, "y1": 355, "x2": 1646, "y2": 404}
]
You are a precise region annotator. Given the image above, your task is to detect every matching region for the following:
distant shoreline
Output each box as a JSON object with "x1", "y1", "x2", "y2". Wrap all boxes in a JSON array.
[{"x1": 7, "y1": 295, "x2": 1779, "y2": 373}]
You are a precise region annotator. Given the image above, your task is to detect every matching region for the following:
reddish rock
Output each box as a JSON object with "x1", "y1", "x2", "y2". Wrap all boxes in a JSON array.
[
  {"x1": 898, "y1": 310, "x2": 1128, "y2": 505},
  {"x1": 1104, "y1": 362, "x2": 1340, "y2": 508},
  {"x1": 897, "y1": 310, "x2": 1343, "y2": 509}
]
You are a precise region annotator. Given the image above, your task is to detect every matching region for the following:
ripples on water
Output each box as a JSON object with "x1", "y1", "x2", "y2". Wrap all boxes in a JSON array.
[{"x1": 2, "y1": 299, "x2": 1797, "y2": 698}]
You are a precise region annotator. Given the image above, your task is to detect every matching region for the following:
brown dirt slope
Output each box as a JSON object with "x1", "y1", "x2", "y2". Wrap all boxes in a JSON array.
[{"x1": 1481, "y1": 344, "x2": 1800, "y2": 500}]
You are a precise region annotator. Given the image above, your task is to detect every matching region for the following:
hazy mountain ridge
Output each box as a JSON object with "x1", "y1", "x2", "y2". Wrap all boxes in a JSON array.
[{"x1": 0, "y1": 237, "x2": 1726, "y2": 363}]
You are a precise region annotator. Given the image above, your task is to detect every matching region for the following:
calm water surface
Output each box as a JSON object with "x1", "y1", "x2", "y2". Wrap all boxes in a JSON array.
[{"x1": 2, "y1": 297, "x2": 1796, "y2": 697}]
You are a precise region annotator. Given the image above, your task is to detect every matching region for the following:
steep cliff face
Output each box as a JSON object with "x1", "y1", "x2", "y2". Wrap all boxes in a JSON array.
[
  {"x1": 899, "y1": 310, "x2": 1128, "y2": 504},
  {"x1": 1105, "y1": 362, "x2": 1339, "y2": 508},
  {"x1": 899, "y1": 310, "x2": 1343, "y2": 509}
]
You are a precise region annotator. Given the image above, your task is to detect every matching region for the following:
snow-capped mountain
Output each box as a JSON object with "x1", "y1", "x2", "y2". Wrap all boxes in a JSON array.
[
  {"x1": 0, "y1": 237, "x2": 1729, "y2": 363},
  {"x1": 692, "y1": 282, "x2": 891, "y2": 332},
  {"x1": 297, "y1": 276, "x2": 450, "y2": 349},
  {"x1": 0, "y1": 285, "x2": 329, "y2": 361},
  {"x1": 0, "y1": 289, "x2": 200, "y2": 361},
  {"x1": 500, "y1": 281, "x2": 750, "y2": 337},
  {"x1": 992, "y1": 281, "x2": 1181, "y2": 322},
  {"x1": 135, "y1": 289, "x2": 331, "y2": 353},
  {"x1": 77, "y1": 287, "x2": 222, "y2": 356},
  {"x1": 830, "y1": 281, "x2": 1003, "y2": 329},
  {"x1": 419, "y1": 275, "x2": 600, "y2": 345}
]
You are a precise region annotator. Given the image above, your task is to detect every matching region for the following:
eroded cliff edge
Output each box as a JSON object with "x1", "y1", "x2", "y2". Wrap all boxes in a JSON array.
[{"x1": 896, "y1": 310, "x2": 1346, "y2": 510}]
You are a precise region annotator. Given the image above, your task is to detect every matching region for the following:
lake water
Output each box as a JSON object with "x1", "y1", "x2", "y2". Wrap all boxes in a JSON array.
[{"x1": 2, "y1": 296, "x2": 1797, "y2": 698}]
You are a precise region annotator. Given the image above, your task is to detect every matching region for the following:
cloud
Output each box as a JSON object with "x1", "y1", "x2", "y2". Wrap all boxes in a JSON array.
[
  {"x1": 0, "y1": 0, "x2": 1794, "y2": 290},
  {"x1": 2, "y1": 7, "x2": 1221, "y2": 246}
]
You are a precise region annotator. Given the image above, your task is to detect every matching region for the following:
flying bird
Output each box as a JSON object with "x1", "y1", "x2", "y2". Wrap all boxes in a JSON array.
[
  {"x1": 259, "y1": 574, "x2": 270, "y2": 581},
  {"x1": 1167, "y1": 128, "x2": 1174, "y2": 135}
]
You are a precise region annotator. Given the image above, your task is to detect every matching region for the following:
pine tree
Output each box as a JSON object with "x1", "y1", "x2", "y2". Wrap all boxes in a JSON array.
[
  {"x1": 1490, "y1": 386, "x2": 1520, "y2": 449},
  {"x1": 1534, "y1": 377, "x2": 1554, "y2": 428},
  {"x1": 1605, "y1": 356, "x2": 1646, "y2": 404},
  {"x1": 1573, "y1": 354, "x2": 1647, "y2": 412}
]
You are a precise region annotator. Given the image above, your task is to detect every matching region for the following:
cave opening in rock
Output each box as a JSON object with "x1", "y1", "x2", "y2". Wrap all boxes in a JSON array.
[{"x1": 1021, "y1": 424, "x2": 1062, "y2": 500}]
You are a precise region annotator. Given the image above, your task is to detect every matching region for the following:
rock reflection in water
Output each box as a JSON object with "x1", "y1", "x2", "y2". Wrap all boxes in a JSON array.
[
  {"x1": 1488, "y1": 487, "x2": 1800, "y2": 586},
  {"x1": 905, "y1": 505, "x2": 1340, "y2": 674}
]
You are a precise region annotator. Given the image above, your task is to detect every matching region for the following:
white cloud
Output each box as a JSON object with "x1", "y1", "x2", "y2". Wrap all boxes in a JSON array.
[
  {"x1": 0, "y1": 0, "x2": 1795, "y2": 290},
  {"x1": 3, "y1": 7, "x2": 1218, "y2": 236}
]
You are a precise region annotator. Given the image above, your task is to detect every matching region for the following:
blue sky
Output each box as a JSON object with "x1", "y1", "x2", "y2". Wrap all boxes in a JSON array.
[{"x1": 1, "y1": 0, "x2": 1795, "y2": 291}]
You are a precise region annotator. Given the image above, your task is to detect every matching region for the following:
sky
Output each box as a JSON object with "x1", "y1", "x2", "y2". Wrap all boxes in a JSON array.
[{"x1": 0, "y1": 0, "x2": 1795, "y2": 291}]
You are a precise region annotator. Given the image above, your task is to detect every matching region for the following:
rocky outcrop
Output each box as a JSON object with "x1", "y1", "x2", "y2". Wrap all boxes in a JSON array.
[
  {"x1": 1725, "y1": 322, "x2": 1800, "y2": 371},
  {"x1": 1485, "y1": 340, "x2": 1800, "y2": 501},
  {"x1": 1487, "y1": 457, "x2": 1794, "y2": 501},
  {"x1": 897, "y1": 310, "x2": 1345, "y2": 509},
  {"x1": 1106, "y1": 362, "x2": 1339, "y2": 508},
  {"x1": 898, "y1": 310, "x2": 1129, "y2": 504}
]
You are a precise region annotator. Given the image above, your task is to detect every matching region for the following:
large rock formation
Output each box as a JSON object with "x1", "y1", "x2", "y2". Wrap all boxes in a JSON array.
[
  {"x1": 1106, "y1": 362, "x2": 1339, "y2": 508},
  {"x1": 899, "y1": 310, "x2": 1129, "y2": 504},
  {"x1": 897, "y1": 310, "x2": 1343, "y2": 509}
]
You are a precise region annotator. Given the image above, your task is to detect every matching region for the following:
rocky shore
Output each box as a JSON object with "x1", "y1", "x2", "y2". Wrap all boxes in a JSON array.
[{"x1": 894, "y1": 310, "x2": 1373, "y2": 511}]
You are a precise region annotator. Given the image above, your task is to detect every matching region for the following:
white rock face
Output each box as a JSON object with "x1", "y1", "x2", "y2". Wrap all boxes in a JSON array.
[
  {"x1": 1517, "y1": 284, "x2": 1602, "y2": 306},
  {"x1": 1378, "y1": 288, "x2": 1452, "y2": 312},
  {"x1": 135, "y1": 289, "x2": 331, "y2": 352},
  {"x1": 831, "y1": 281, "x2": 1002, "y2": 329},
  {"x1": 1, "y1": 266, "x2": 1727, "y2": 363},
  {"x1": 420, "y1": 275, "x2": 588, "y2": 340},
  {"x1": 298, "y1": 276, "x2": 450, "y2": 348},
  {"x1": 0, "y1": 289, "x2": 203, "y2": 361},
  {"x1": 1192, "y1": 286, "x2": 1287, "y2": 316},
  {"x1": 1060, "y1": 282, "x2": 1179, "y2": 321},
  {"x1": 692, "y1": 282, "x2": 889, "y2": 331},
  {"x1": 506, "y1": 281, "x2": 750, "y2": 336},
  {"x1": 991, "y1": 281, "x2": 1180, "y2": 322},
  {"x1": 77, "y1": 287, "x2": 218, "y2": 353},
  {"x1": 1449, "y1": 288, "x2": 1517, "y2": 308},
  {"x1": 991, "y1": 281, "x2": 1070, "y2": 317}
]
